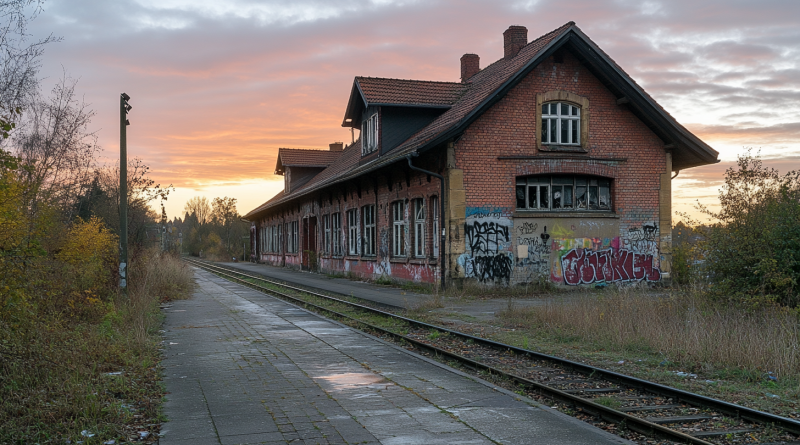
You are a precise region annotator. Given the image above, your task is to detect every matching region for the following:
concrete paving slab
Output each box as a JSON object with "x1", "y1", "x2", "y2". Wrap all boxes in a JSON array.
[{"x1": 160, "y1": 267, "x2": 633, "y2": 444}]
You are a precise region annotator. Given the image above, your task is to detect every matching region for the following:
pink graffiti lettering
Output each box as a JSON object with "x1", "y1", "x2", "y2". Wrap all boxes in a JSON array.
[{"x1": 561, "y1": 248, "x2": 661, "y2": 285}]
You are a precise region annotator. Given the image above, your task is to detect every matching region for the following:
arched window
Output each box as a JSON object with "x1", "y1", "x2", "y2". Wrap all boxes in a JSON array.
[
  {"x1": 541, "y1": 102, "x2": 580, "y2": 145},
  {"x1": 516, "y1": 175, "x2": 611, "y2": 211}
]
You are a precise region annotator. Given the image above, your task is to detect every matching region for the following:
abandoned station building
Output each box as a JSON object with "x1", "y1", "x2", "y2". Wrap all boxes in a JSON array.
[{"x1": 244, "y1": 22, "x2": 718, "y2": 287}]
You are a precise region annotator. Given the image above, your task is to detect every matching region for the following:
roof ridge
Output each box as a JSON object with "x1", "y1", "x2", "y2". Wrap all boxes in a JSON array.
[
  {"x1": 356, "y1": 76, "x2": 463, "y2": 86},
  {"x1": 279, "y1": 147, "x2": 342, "y2": 152}
]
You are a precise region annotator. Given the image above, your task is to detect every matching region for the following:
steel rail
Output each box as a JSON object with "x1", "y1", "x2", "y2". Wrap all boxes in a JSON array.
[{"x1": 184, "y1": 258, "x2": 800, "y2": 442}]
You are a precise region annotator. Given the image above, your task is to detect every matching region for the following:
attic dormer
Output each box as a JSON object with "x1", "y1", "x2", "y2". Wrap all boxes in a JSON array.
[
  {"x1": 342, "y1": 77, "x2": 468, "y2": 157},
  {"x1": 275, "y1": 143, "x2": 343, "y2": 194}
]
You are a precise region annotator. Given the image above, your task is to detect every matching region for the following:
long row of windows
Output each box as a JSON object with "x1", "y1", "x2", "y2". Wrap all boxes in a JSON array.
[
  {"x1": 259, "y1": 221, "x2": 297, "y2": 254},
  {"x1": 260, "y1": 197, "x2": 439, "y2": 259}
]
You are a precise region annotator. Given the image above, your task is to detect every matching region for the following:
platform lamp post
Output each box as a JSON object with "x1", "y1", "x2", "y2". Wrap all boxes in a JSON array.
[{"x1": 119, "y1": 93, "x2": 132, "y2": 291}]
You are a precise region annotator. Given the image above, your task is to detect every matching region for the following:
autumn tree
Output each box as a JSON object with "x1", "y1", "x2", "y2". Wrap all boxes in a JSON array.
[
  {"x1": 212, "y1": 196, "x2": 238, "y2": 251},
  {"x1": 698, "y1": 151, "x2": 800, "y2": 308}
]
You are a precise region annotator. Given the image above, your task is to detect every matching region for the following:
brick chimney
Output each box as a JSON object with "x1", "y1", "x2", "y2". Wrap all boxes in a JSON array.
[
  {"x1": 503, "y1": 25, "x2": 528, "y2": 60},
  {"x1": 329, "y1": 142, "x2": 344, "y2": 152},
  {"x1": 460, "y1": 54, "x2": 480, "y2": 83}
]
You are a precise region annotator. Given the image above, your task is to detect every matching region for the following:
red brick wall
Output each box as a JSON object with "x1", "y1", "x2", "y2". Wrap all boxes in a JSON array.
[
  {"x1": 456, "y1": 50, "x2": 665, "y2": 233},
  {"x1": 256, "y1": 163, "x2": 442, "y2": 284}
]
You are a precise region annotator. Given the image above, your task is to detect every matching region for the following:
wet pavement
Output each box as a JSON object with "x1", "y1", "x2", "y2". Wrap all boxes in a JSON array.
[{"x1": 160, "y1": 267, "x2": 632, "y2": 445}]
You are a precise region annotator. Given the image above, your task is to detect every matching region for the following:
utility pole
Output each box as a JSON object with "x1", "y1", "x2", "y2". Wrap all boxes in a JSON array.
[{"x1": 120, "y1": 93, "x2": 132, "y2": 290}]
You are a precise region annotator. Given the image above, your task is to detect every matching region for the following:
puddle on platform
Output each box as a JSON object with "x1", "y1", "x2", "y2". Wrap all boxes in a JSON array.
[{"x1": 316, "y1": 372, "x2": 394, "y2": 391}]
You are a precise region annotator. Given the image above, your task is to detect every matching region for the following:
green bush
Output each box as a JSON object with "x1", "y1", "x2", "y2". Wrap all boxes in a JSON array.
[{"x1": 697, "y1": 151, "x2": 800, "y2": 308}]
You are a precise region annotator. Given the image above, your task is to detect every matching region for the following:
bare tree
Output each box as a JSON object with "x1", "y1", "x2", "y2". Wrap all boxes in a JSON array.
[
  {"x1": 184, "y1": 196, "x2": 211, "y2": 226},
  {"x1": 12, "y1": 74, "x2": 98, "y2": 220},
  {"x1": 0, "y1": 0, "x2": 59, "y2": 136}
]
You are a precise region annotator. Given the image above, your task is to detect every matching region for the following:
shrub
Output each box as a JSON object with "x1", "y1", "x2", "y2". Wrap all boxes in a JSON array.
[{"x1": 698, "y1": 151, "x2": 800, "y2": 308}]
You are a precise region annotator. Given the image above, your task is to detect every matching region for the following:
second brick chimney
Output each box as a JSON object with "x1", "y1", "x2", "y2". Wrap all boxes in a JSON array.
[
  {"x1": 503, "y1": 25, "x2": 528, "y2": 60},
  {"x1": 329, "y1": 142, "x2": 344, "y2": 152},
  {"x1": 460, "y1": 54, "x2": 480, "y2": 83}
]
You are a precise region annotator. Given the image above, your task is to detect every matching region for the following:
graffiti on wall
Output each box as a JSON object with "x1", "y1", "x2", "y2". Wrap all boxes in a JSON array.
[
  {"x1": 459, "y1": 207, "x2": 513, "y2": 283},
  {"x1": 515, "y1": 223, "x2": 552, "y2": 279},
  {"x1": 549, "y1": 224, "x2": 661, "y2": 285}
]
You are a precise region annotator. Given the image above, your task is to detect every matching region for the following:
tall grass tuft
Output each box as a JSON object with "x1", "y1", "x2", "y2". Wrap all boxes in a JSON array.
[
  {"x1": 498, "y1": 285, "x2": 800, "y2": 379},
  {"x1": 0, "y1": 248, "x2": 194, "y2": 443}
]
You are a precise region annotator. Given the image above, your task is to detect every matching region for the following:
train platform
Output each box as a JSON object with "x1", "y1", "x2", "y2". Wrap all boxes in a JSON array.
[
  {"x1": 159, "y1": 267, "x2": 632, "y2": 445},
  {"x1": 216, "y1": 261, "x2": 430, "y2": 309}
]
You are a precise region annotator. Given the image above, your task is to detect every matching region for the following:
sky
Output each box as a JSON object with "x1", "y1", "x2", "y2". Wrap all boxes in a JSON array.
[{"x1": 26, "y1": 0, "x2": 800, "y2": 222}]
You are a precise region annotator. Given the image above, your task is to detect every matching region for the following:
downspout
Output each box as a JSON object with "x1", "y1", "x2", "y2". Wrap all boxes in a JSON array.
[{"x1": 407, "y1": 154, "x2": 446, "y2": 291}]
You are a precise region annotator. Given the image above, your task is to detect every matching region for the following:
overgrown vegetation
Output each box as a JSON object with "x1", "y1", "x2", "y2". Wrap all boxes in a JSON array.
[
  {"x1": 676, "y1": 151, "x2": 800, "y2": 308},
  {"x1": 0, "y1": 3, "x2": 194, "y2": 442}
]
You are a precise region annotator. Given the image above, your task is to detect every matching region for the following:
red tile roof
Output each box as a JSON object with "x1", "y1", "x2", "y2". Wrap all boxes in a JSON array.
[
  {"x1": 277, "y1": 148, "x2": 342, "y2": 170},
  {"x1": 356, "y1": 77, "x2": 467, "y2": 107},
  {"x1": 246, "y1": 21, "x2": 718, "y2": 220}
]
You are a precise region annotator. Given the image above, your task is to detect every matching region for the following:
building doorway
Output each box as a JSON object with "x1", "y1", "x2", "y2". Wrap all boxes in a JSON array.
[{"x1": 302, "y1": 216, "x2": 317, "y2": 271}]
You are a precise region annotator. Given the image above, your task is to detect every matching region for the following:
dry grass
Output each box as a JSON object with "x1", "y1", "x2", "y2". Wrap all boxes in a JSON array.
[
  {"x1": 444, "y1": 278, "x2": 556, "y2": 300},
  {"x1": 498, "y1": 285, "x2": 800, "y2": 380},
  {"x1": 0, "y1": 249, "x2": 195, "y2": 444}
]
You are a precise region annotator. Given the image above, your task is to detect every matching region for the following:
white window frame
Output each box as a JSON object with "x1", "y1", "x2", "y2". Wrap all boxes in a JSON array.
[
  {"x1": 392, "y1": 201, "x2": 406, "y2": 257},
  {"x1": 347, "y1": 209, "x2": 358, "y2": 256},
  {"x1": 362, "y1": 113, "x2": 379, "y2": 155},
  {"x1": 414, "y1": 199, "x2": 425, "y2": 258},
  {"x1": 431, "y1": 196, "x2": 439, "y2": 257},
  {"x1": 362, "y1": 205, "x2": 375, "y2": 256},
  {"x1": 277, "y1": 224, "x2": 282, "y2": 253},
  {"x1": 332, "y1": 212, "x2": 342, "y2": 256},
  {"x1": 541, "y1": 102, "x2": 580, "y2": 145},
  {"x1": 323, "y1": 214, "x2": 330, "y2": 256},
  {"x1": 515, "y1": 175, "x2": 611, "y2": 211},
  {"x1": 286, "y1": 220, "x2": 299, "y2": 253}
]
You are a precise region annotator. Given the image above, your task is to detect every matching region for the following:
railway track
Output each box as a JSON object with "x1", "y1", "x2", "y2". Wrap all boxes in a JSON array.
[{"x1": 183, "y1": 258, "x2": 800, "y2": 445}]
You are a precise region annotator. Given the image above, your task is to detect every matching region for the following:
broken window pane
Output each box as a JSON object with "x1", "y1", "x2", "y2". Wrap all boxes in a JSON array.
[
  {"x1": 528, "y1": 186, "x2": 537, "y2": 208},
  {"x1": 576, "y1": 186, "x2": 586, "y2": 208},
  {"x1": 552, "y1": 186, "x2": 562, "y2": 209},
  {"x1": 516, "y1": 185, "x2": 525, "y2": 208},
  {"x1": 540, "y1": 186, "x2": 550, "y2": 209},
  {"x1": 589, "y1": 186, "x2": 599, "y2": 209}
]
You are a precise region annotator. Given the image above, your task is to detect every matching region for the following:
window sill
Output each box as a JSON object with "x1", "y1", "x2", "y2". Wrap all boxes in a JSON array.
[
  {"x1": 389, "y1": 257, "x2": 408, "y2": 264},
  {"x1": 513, "y1": 211, "x2": 618, "y2": 218},
  {"x1": 539, "y1": 144, "x2": 587, "y2": 153}
]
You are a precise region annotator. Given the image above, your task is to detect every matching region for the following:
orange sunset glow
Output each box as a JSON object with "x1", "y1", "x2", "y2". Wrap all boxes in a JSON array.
[{"x1": 29, "y1": 0, "x2": 800, "y2": 222}]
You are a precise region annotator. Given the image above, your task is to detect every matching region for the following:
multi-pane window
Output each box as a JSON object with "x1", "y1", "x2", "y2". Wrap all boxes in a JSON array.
[
  {"x1": 541, "y1": 102, "x2": 580, "y2": 145},
  {"x1": 277, "y1": 224, "x2": 282, "y2": 253},
  {"x1": 413, "y1": 199, "x2": 425, "y2": 257},
  {"x1": 362, "y1": 205, "x2": 376, "y2": 256},
  {"x1": 392, "y1": 201, "x2": 406, "y2": 256},
  {"x1": 286, "y1": 221, "x2": 299, "y2": 253},
  {"x1": 347, "y1": 209, "x2": 358, "y2": 255},
  {"x1": 516, "y1": 175, "x2": 611, "y2": 211},
  {"x1": 323, "y1": 214, "x2": 330, "y2": 255},
  {"x1": 362, "y1": 113, "x2": 379, "y2": 155},
  {"x1": 272, "y1": 224, "x2": 279, "y2": 252},
  {"x1": 332, "y1": 212, "x2": 342, "y2": 256},
  {"x1": 431, "y1": 196, "x2": 439, "y2": 257},
  {"x1": 259, "y1": 226, "x2": 267, "y2": 253},
  {"x1": 286, "y1": 220, "x2": 299, "y2": 253}
]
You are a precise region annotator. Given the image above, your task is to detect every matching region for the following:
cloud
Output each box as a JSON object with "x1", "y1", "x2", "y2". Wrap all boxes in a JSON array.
[{"x1": 24, "y1": 0, "x2": 800, "y2": 218}]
